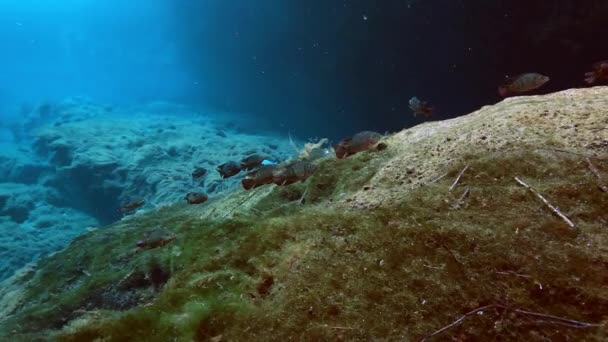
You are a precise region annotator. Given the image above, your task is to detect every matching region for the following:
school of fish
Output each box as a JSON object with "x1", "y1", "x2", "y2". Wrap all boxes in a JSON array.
[{"x1": 121, "y1": 57, "x2": 606, "y2": 248}]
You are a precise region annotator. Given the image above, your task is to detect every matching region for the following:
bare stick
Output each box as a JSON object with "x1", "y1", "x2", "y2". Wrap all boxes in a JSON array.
[
  {"x1": 430, "y1": 172, "x2": 448, "y2": 183},
  {"x1": 224, "y1": 189, "x2": 259, "y2": 218},
  {"x1": 422, "y1": 304, "x2": 495, "y2": 341},
  {"x1": 495, "y1": 270, "x2": 531, "y2": 279},
  {"x1": 421, "y1": 304, "x2": 600, "y2": 341},
  {"x1": 451, "y1": 186, "x2": 470, "y2": 209},
  {"x1": 514, "y1": 177, "x2": 576, "y2": 229},
  {"x1": 298, "y1": 186, "x2": 309, "y2": 204},
  {"x1": 586, "y1": 157, "x2": 608, "y2": 192},
  {"x1": 322, "y1": 325, "x2": 355, "y2": 330},
  {"x1": 449, "y1": 164, "x2": 469, "y2": 191}
]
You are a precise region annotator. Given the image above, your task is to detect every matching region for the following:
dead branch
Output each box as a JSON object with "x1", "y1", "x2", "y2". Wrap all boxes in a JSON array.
[
  {"x1": 421, "y1": 304, "x2": 600, "y2": 341},
  {"x1": 433, "y1": 235, "x2": 468, "y2": 279},
  {"x1": 430, "y1": 172, "x2": 448, "y2": 183},
  {"x1": 298, "y1": 186, "x2": 309, "y2": 204},
  {"x1": 224, "y1": 189, "x2": 259, "y2": 218},
  {"x1": 514, "y1": 177, "x2": 576, "y2": 229},
  {"x1": 322, "y1": 324, "x2": 355, "y2": 330},
  {"x1": 495, "y1": 270, "x2": 531, "y2": 279},
  {"x1": 451, "y1": 186, "x2": 470, "y2": 209},
  {"x1": 586, "y1": 157, "x2": 608, "y2": 192},
  {"x1": 450, "y1": 164, "x2": 469, "y2": 191}
]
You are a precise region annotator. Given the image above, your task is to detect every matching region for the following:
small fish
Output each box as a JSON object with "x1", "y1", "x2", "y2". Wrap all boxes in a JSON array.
[
  {"x1": 192, "y1": 167, "x2": 207, "y2": 180},
  {"x1": 242, "y1": 165, "x2": 277, "y2": 190},
  {"x1": 120, "y1": 199, "x2": 145, "y2": 214},
  {"x1": 217, "y1": 161, "x2": 242, "y2": 179},
  {"x1": 261, "y1": 159, "x2": 278, "y2": 166},
  {"x1": 136, "y1": 227, "x2": 176, "y2": 249},
  {"x1": 409, "y1": 97, "x2": 434, "y2": 117},
  {"x1": 185, "y1": 192, "x2": 208, "y2": 204},
  {"x1": 333, "y1": 131, "x2": 383, "y2": 159},
  {"x1": 498, "y1": 73, "x2": 550, "y2": 97},
  {"x1": 240, "y1": 154, "x2": 266, "y2": 170},
  {"x1": 584, "y1": 60, "x2": 608, "y2": 84},
  {"x1": 272, "y1": 161, "x2": 317, "y2": 186}
]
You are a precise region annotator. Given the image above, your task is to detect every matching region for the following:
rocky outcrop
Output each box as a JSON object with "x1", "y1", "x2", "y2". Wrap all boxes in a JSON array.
[
  {"x1": 2, "y1": 88, "x2": 607, "y2": 341},
  {"x1": 344, "y1": 87, "x2": 608, "y2": 210},
  {"x1": 31, "y1": 111, "x2": 294, "y2": 224},
  {"x1": 0, "y1": 183, "x2": 98, "y2": 280}
]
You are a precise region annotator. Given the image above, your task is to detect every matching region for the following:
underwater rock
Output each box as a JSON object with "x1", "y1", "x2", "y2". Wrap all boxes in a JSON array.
[
  {"x1": 26, "y1": 98, "x2": 293, "y2": 222},
  {"x1": 2, "y1": 87, "x2": 608, "y2": 341},
  {"x1": 0, "y1": 183, "x2": 98, "y2": 280},
  {"x1": 344, "y1": 86, "x2": 608, "y2": 210}
]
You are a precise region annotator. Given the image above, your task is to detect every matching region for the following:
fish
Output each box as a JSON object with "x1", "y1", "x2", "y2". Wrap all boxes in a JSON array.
[
  {"x1": 119, "y1": 199, "x2": 145, "y2": 214},
  {"x1": 272, "y1": 161, "x2": 317, "y2": 186},
  {"x1": 333, "y1": 131, "x2": 383, "y2": 159},
  {"x1": 240, "y1": 154, "x2": 266, "y2": 170},
  {"x1": 242, "y1": 165, "x2": 277, "y2": 190},
  {"x1": 584, "y1": 60, "x2": 608, "y2": 84},
  {"x1": 192, "y1": 167, "x2": 207, "y2": 180},
  {"x1": 217, "y1": 161, "x2": 242, "y2": 179},
  {"x1": 409, "y1": 96, "x2": 434, "y2": 117},
  {"x1": 185, "y1": 192, "x2": 208, "y2": 204},
  {"x1": 136, "y1": 227, "x2": 176, "y2": 249},
  {"x1": 262, "y1": 159, "x2": 278, "y2": 166},
  {"x1": 498, "y1": 73, "x2": 550, "y2": 97}
]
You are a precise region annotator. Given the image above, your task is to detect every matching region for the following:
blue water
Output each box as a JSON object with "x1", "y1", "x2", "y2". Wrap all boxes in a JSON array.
[{"x1": 1, "y1": 0, "x2": 608, "y2": 281}]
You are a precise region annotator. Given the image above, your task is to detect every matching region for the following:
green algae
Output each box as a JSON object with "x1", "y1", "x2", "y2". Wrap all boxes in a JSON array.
[{"x1": 2, "y1": 147, "x2": 608, "y2": 341}]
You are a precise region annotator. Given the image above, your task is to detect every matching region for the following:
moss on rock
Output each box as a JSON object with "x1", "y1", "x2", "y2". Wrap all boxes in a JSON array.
[{"x1": 2, "y1": 88, "x2": 608, "y2": 341}]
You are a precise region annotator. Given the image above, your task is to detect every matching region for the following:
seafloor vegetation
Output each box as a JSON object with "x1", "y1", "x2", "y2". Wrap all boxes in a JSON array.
[{"x1": 1, "y1": 88, "x2": 608, "y2": 341}]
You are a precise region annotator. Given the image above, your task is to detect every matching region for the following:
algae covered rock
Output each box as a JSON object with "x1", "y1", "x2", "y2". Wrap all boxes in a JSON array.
[{"x1": 2, "y1": 88, "x2": 608, "y2": 341}]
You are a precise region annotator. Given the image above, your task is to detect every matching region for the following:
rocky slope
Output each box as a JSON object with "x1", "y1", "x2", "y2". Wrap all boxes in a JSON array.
[{"x1": 1, "y1": 88, "x2": 607, "y2": 341}]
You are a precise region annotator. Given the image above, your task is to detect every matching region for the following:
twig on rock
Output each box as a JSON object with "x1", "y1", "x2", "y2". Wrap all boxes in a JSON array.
[
  {"x1": 450, "y1": 164, "x2": 469, "y2": 191},
  {"x1": 430, "y1": 172, "x2": 448, "y2": 183},
  {"x1": 586, "y1": 157, "x2": 608, "y2": 192},
  {"x1": 421, "y1": 304, "x2": 600, "y2": 341},
  {"x1": 514, "y1": 177, "x2": 576, "y2": 229},
  {"x1": 495, "y1": 270, "x2": 531, "y2": 279},
  {"x1": 298, "y1": 186, "x2": 309, "y2": 204},
  {"x1": 434, "y1": 235, "x2": 468, "y2": 279},
  {"x1": 451, "y1": 186, "x2": 470, "y2": 209},
  {"x1": 224, "y1": 189, "x2": 259, "y2": 218}
]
